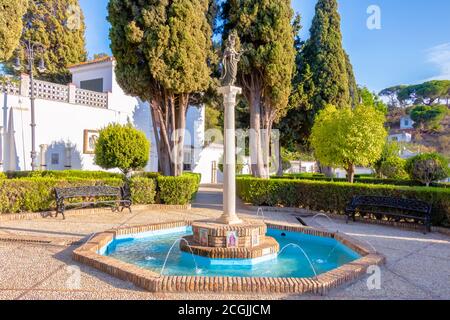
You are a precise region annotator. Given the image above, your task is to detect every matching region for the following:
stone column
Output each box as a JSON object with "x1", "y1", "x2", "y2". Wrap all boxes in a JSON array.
[
  {"x1": 68, "y1": 83, "x2": 76, "y2": 104},
  {"x1": 217, "y1": 86, "x2": 242, "y2": 225},
  {"x1": 64, "y1": 142, "x2": 73, "y2": 169},
  {"x1": 39, "y1": 144, "x2": 48, "y2": 170}
]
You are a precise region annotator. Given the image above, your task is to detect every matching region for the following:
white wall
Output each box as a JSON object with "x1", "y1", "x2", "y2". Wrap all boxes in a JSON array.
[
  {"x1": 0, "y1": 92, "x2": 153, "y2": 172},
  {"x1": 1, "y1": 59, "x2": 208, "y2": 175}
]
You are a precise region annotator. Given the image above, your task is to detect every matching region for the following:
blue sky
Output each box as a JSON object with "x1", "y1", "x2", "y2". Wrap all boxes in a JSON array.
[{"x1": 80, "y1": 0, "x2": 450, "y2": 92}]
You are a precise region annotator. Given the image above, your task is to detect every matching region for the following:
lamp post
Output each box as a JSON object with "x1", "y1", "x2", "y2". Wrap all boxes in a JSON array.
[{"x1": 14, "y1": 40, "x2": 46, "y2": 171}]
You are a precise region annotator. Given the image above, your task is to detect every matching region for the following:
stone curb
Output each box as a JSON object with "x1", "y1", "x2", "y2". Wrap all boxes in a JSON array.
[
  {"x1": 73, "y1": 220, "x2": 385, "y2": 295},
  {"x1": 0, "y1": 204, "x2": 192, "y2": 222}
]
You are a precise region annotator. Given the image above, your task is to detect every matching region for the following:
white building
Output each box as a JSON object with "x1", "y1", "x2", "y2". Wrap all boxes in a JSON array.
[
  {"x1": 0, "y1": 56, "x2": 222, "y2": 183},
  {"x1": 388, "y1": 132, "x2": 412, "y2": 143},
  {"x1": 400, "y1": 115, "x2": 414, "y2": 130}
]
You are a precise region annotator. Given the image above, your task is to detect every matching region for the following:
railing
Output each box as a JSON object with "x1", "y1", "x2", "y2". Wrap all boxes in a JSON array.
[
  {"x1": 0, "y1": 81, "x2": 20, "y2": 95},
  {"x1": 1, "y1": 75, "x2": 108, "y2": 109},
  {"x1": 32, "y1": 80, "x2": 69, "y2": 102},
  {"x1": 75, "y1": 88, "x2": 108, "y2": 108}
]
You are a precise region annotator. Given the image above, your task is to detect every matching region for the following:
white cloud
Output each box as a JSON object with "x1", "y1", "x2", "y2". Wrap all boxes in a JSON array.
[{"x1": 425, "y1": 43, "x2": 450, "y2": 80}]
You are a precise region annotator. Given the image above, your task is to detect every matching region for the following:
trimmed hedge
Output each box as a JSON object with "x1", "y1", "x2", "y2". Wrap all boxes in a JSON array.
[
  {"x1": 129, "y1": 177, "x2": 156, "y2": 205},
  {"x1": 5, "y1": 170, "x2": 121, "y2": 180},
  {"x1": 0, "y1": 171, "x2": 201, "y2": 214},
  {"x1": 271, "y1": 174, "x2": 449, "y2": 188},
  {"x1": 0, "y1": 177, "x2": 123, "y2": 214},
  {"x1": 237, "y1": 177, "x2": 450, "y2": 226},
  {"x1": 157, "y1": 174, "x2": 201, "y2": 205}
]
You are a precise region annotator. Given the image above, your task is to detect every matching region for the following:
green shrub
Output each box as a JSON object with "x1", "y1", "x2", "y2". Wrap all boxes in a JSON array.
[
  {"x1": 0, "y1": 178, "x2": 123, "y2": 214},
  {"x1": 237, "y1": 177, "x2": 450, "y2": 226},
  {"x1": 406, "y1": 153, "x2": 450, "y2": 186},
  {"x1": 94, "y1": 123, "x2": 150, "y2": 175},
  {"x1": 380, "y1": 157, "x2": 409, "y2": 179},
  {"x1": 129, "y1": 177, "x2": 156, "y2": 204},
  {"x1": 157, "y1": 174, "x2": 200, "y2": 205}
]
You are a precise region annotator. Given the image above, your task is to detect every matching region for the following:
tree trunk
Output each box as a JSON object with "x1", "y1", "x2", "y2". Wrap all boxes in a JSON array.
[
  {"x1": 261, "y1": 115, "x2": 273, "y2": 178},
  {"x1": 347, "y1": 164, "x2": 355, "y2": 183},
  {"x1": 174, "y1": 94, "x2": 188, "y2": 176},
  {"x1": 249, "y1": 90, "x2": 266, "y2": 178}
]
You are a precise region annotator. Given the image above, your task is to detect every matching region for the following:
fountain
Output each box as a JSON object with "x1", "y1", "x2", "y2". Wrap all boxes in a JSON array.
[
  {"x1": 160, "y1": 238, "x2": 201, "y2": 276},
  {"x1": 179, "y1": 32, "x2": 280, "y2": 262}
]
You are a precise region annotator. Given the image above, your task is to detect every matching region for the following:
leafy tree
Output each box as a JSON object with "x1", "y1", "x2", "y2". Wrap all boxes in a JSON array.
[
  {"x1": 379, "y1": 157, "x2": 408, "y2": 179},
  {"x1": 373, "y1": 141, "x2": 401, "y2": 177},
  {"x1": 358, "y1": 86, "x2": 388, "y2": 114},
  {"x1": 387, "y1": 81, "x2": 450, "y2": 106},
  {"x1": 94, "y1": 124, "x2": 150, "y2": 177},
  {"x1": 379, "y1": 85, "x2": 408, "y2": 109},
  {"x1": 410, "y1": 105, "x2": 448, "y2": 131},
  {"x1": 8, "y1": 0, "x2": 87, "y2": 83},
  {"x1": 310, "y1": 104, "x2": 387, "y2": 183},
  {"x1": 108, "y1": 0, "x2": 213, "y2": 176},
  {"x1": 405, "y1": 153, "x2": 449, "y2": 187},
  {"x1": 222, "y1": 0, "x2": 296, "y2": 178},
  {"x1": 205, "y1": 106, "x2": 222, "y2": 132},
  {"x1": 0, "y1": 0, "x2": 27, "y2": 61}
]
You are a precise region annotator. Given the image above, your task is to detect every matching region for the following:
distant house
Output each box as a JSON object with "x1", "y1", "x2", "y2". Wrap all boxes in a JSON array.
[
  {"x1": 388, "y1": 132, "x2": 412, "y2": 143},
  {"x1": 400, "y1": 115, "x2": 414, "y2": 130}
]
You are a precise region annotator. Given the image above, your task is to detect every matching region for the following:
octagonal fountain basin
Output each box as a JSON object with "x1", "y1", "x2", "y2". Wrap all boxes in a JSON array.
[{"x1": 100, "y1": 226, "x2": 361, "y2": 278}]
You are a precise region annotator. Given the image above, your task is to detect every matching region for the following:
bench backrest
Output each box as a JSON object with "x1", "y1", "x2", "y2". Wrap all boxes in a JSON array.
[
  {"x1": 55, "y1": 186, "x2": 122, "y2": 200},
  {"x1": 349, "y1": 196, "x2": 431, "y2": 214}
]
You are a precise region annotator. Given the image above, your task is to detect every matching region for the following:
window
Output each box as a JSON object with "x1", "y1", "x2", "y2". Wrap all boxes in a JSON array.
[
  {"x1": 404, "y1": 120, "x2": 409, "y2": 126},
  {"x1": 51, "y1": 153, "x2": 60, "y2": 165},
  {"x1": 184, "y1": 148, "x2": 193, "y2": 172},
  {"x1": 80, "y1": 78, "x2": 104, "y2": 92}
]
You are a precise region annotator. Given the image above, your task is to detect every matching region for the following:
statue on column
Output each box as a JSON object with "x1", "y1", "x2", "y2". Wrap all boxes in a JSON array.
[{"x1": 220, "y1": 31, "x2": 244, "y2": 87}]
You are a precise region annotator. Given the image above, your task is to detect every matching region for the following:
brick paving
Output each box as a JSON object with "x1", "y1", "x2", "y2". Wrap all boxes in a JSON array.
[{"x1": 0, "y1": 185, "x2": 449, "y2": 300}]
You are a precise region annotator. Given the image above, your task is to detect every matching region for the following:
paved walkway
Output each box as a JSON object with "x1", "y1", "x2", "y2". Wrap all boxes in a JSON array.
[{"x1": 0, "y1": 185, "x2": 449, "y2": 300}]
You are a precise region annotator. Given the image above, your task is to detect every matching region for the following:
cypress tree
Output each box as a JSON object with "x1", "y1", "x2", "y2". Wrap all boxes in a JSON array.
[
  {"x1": 108, "y1": 0, "x2": 214, "y2": 176},
  {"x1": 303, "y1": 0, "x2": 354, "y2": 109},
  {"x1": 280, "y1": 0, "x2": 358, "y2": 150},
  {"x1": 0, "y1": 0, "x2": 27, "y2": 61},
  {"x1": 9, "y1": 0, "x2": 87, "y2": 83}
]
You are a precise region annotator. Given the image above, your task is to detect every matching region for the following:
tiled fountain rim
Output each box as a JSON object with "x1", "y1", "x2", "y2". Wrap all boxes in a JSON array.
[{"x1": 72, "y1": 220, "x2": 386, "y2": 294}]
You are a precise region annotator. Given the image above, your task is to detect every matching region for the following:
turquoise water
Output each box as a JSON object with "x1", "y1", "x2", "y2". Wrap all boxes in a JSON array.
[{"x1": 103, "y1": 227, "x2": 360, "y2": 278}]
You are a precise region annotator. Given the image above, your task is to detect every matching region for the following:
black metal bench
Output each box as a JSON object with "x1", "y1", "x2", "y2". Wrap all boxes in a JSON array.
[
  {"x1": 345, "y1": 196, "x2": 432, "y2": 233},
  {"x1": 54, "y1": 186, "x2": 132, "y2": 220}
]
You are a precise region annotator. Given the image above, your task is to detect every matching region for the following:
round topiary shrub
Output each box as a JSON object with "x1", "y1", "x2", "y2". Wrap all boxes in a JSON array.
[
  {"x1": 94, "y1": 123, "x2": 150, "y2": 177},
  {"x1": 380, "y1": 157, "x2": 408, "y2": 179},
  {"x1": 405, "y1": 153, "x2": 449, "y2": 186}
]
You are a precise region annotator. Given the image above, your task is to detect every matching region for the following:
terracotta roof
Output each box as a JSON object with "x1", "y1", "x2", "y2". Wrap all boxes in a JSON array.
[{"x1": 68, "y1": 56, "x2": 115, "y2": 69}]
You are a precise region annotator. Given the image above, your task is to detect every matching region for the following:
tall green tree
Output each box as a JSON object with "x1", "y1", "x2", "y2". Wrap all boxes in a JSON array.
[
  {"x1": 302, "y1": 0, "x2": 357, "y2": 110},
  {"x1": 8, "y1": 0, "x2": 87, "y2": 83},
  {"x1": 222, "y1": 0, "x2": 297, "y2": 178},
  {"x1": 108, "y1": 0, "x2": 213, "y2": 176},
  {"x1": 0, "y1": 0, "x2": 27, "y2": 61}
]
